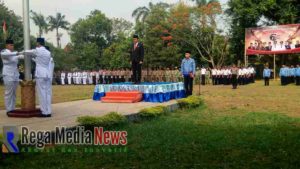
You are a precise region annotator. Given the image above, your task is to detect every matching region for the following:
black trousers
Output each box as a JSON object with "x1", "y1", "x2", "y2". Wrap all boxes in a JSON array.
[
  {"x1": 296, "y1": 76, "x2": 300, "y2": 85},
  {"x1": 232, "y1": 74, "x2": 238, "y2": 89},
  {"x1": 132, "y1": 61, "x2": 142, "y2": 83},
  {"x1": 184, "y1": 76, "x2": 193, "y2": 96},
  {"x1": 264, "y1": 77, "x2": 269, "y2": 86}
]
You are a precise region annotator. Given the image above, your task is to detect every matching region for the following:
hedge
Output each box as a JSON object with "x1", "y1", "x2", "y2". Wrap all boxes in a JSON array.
[
  {"x1": 177, "y1": 95, "x2": 204, "y2": 109},
  {"x1": 77, "y1": 112, "x2": 127, "y2": 127}
]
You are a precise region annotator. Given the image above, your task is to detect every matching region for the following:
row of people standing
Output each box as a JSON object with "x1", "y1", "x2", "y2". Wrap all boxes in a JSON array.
[
  {"x1": 198, "y1": 66, "x2": 256, "y2": 86},
  {"x1": 57, "y1": 69, "x2": 186, "y2": 85},
  {"x1": 279, "y1": 65, "x2": 300, "y2": 86}
]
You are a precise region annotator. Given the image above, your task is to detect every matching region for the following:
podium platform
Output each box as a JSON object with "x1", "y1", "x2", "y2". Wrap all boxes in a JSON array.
[
  {"x1": 101, "y1": 91, "x2": 143, "y2": 103},
  {"x1": 93, "y1": 82, "x2": 186, "y2": 103}
]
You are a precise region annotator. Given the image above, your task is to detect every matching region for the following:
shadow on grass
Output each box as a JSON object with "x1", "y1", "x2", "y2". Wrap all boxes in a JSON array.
[{"x1": 1, "y1": 106, "x2": 300, "y2": 169}]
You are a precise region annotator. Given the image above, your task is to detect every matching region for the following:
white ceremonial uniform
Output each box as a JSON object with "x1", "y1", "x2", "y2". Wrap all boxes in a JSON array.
[
  {"x1": 67, "y1": 72, "x2": 72, "y2": 85},
  {"x1": 72, "y1": 72, "x2": 77, "y2": 85},
  {"x1": 61, "y1": 72, "x2": 66, "y2": 85},
  {"x1": 78, "y1": 72, "x2": 82, "y2": 84},
  {"x1": 89, "y1": 72, "x2": 93, "y2": 84},
  {"x1": 75, "y1": 72, "x2": 79, "y2": 84},
  {"x1": 1, "y1": 49, "x2": 24, "y2": 112},
  {"x1": 95, "y1": 71, "x2": 100, "y2": 84},
  {"x1": 82, "y1": 72, "x2": 87, "y2": 85},
  {"x1": 25, "y1": 46, "x2": 52, "y2": 115}
]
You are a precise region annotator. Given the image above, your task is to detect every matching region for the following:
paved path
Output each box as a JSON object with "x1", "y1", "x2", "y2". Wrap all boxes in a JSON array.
[{"x1": 0, "y1": 99, "x2": 177, "y2": 133}]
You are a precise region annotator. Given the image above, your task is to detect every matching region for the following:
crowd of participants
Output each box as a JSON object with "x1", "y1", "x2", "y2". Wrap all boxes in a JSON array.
[
  {"x1": 54, "y1": 66, "x2": 257, "y2": 86},
  {"x1": 279, "y1": 65, "x2": 300, "y2": 86},
  {"x1": 54, "y1": 68, "x2": 185, "y2": 85}
]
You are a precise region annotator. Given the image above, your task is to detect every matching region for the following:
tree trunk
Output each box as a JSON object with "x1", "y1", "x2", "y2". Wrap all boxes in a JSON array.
[{"x1": 56, "y1": 28, "x2": 59, "y2": 48}]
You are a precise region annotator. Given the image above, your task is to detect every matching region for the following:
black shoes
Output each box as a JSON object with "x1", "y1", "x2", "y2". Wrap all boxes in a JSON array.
[
  {"x1": 6, "y1": 110, "x2": 13, "y2": 116},
  {"x1": 40, "y1": 114, "x2": 52, "y2": 118}
]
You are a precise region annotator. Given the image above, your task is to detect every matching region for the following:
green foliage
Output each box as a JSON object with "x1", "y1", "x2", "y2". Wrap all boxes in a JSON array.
[
  {"x1": 30, "y1": 11, "x2": 49, "y2": 38},
  {"x1": 77, "y1": 112, "x2": 127, "y2": 127},
  {"x1": 177, "y1": 95, "x2": 204, "y2": 109},
  {"x1": 70, "y1": 10, "x2": 112, "y2": 49},
  {"x1": 48, "y1": 12, "x2": 70, "y2": 48},
  {"x1": 0, "y1": 2, "x2": 23, "y2": 50},
  {"x1": 102, "y1": 38, "x2": 131, "y2": 69},
  {"x1": 139, "y1": 106, "x2": 168, "y2": 118}
]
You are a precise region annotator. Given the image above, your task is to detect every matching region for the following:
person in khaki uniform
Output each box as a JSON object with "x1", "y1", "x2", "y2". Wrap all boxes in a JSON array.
[
  {"x1": 141, "y1": 69, "x2": 146, "y2": 82},
  {"x1": 165, "y1": 68, "x2": 171, "y2": 82},
  {"x1": 176, "y1": 67, "x2": 182, "y2": 82},
  {"x1": 125, "y1": 69, "x2": 130, "y2": 82}
]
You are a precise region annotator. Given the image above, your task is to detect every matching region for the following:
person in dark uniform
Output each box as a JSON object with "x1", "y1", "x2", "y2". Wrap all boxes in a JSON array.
[{"x1": 129, "y1": 35, "x2": 144, "y2": 84}]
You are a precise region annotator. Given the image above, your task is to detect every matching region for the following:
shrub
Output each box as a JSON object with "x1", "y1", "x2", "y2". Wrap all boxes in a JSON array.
[
  {"x1": 177, "y1": 95, "x2": 204, "y2": 109},
  {"x1": 139, "y1": 106, "x2": 168, "y2": 118},
  {"x1": 77, "y1": 112, "x2": 127, "y2": 127}
]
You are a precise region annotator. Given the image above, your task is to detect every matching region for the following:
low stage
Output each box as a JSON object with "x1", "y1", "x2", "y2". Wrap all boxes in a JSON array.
[{"x1": 93, "y1": 82, "x2": 186, "y2": 103}]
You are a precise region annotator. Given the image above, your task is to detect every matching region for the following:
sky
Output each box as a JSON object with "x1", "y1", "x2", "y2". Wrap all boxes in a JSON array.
[{"x1": 2, "y1": 0, "x2": 228, "y2": 48}]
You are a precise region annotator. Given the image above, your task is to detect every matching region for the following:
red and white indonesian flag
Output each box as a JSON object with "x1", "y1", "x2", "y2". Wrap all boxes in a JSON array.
[{"x1": 2, "y1": 21, "x2": 7, "y2": 37}]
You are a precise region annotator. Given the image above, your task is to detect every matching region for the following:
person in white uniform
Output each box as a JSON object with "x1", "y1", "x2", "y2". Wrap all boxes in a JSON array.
[
  {"x1": 72, "y1": 71, "x2": 77, "y2": 85},
  {"x1": 60, "y1": 71, "x2": 66, "y2": 85},
  {"x1": 0, "y1": 39, "x2": 24, "y2": 114},
  {"x1": 78, "y1": 71, "x2": 82, "y2": 85},
  {"x1": 67, "y1": 72, "x2": 72, "y2": 85},
  {"x1": 25, "y1": 38, "x2": 52, "y2": 117},
  {"x1": 88, "y1": 71, "x2": 93, "y2": 85},
  {"x1": 82, "y1": 71, "x2": 87, "y2": 85}
]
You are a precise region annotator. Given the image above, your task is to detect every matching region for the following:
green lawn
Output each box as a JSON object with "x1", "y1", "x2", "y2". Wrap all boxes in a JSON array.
[
  {"x1": 1, "y1": 105, "x2": 300, "y2": 168},
  {"x1": 0, "y1": 85, "x2": 95, "y2": 110},
  {"x1": 1, "y1": 81, "x2": 300, "y2": 168}
]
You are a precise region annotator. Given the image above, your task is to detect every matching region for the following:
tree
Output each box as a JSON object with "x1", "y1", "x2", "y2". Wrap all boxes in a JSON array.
[
  {"x1": 0, "y1": 2, "x2": 23, "y2": 50},
  {"x1": 48, "y1": 12, "x2": 70, "y2": 48},
  {"x1": 70, "y1": 10, "x2": 112, "y2": 70},
  {"x1": 132, "y1": 2, "x2": 170, "y2": 24},
  {"x1": 110, "y1": 18, "x2": 133, "y2": 42},
  {"x1": 143, "y1": 4, "x2": 181, "y2": 68},
  {"x1": 190, "y1": 0, "x2": 221, "y2": 28},
  {"x1": 169, "y1": 2, "x2": 228, "y2": 68},
  {"x1": 102, "y1": 38, "x2": 132, "y2": 69},
  {"x1": 30, "y1": 10, "x2": 49, "y2": 37}
]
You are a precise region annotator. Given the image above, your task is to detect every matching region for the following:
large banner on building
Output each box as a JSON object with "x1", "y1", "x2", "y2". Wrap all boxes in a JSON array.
[{"x1": 245, "y1": 24, "x2": 300, "y2": 55}]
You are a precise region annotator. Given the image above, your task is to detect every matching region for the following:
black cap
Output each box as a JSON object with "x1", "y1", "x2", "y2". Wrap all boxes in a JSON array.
[
  {"x1": 133, "y1": 34, "x2": 139, "y2": 39},
  {"x1": 5, "y1": 39, "x2": 14, "y2": 44},
  {"x1": 185, "y1": 50, "x2": 191, "y2": 54},
  {"x1": 37, "y1": 38, "x2": 45, "y2": 45}
]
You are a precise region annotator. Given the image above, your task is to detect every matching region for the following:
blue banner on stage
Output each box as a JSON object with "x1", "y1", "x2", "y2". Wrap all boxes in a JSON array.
[{"x1": 93, "y1": 82, "x2": 186, "y2": 103}]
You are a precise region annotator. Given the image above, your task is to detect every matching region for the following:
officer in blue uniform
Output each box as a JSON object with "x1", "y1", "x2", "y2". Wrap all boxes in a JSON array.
[
  {"x1": 181, "y1": 50, "x2": 196, "y2": 96},
  {"x1": 263, "y1": 65, "x2": 271, "y2": 86},
  {"x1": 296, "y1": 64, "x2": 300, "y2": 86},
  {"x1": 279, "y1": 65, "x2": 287, "y2": 86}
]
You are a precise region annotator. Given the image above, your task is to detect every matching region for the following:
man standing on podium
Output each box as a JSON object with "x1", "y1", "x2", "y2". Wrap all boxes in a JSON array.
[
  {"x1": 181, "y1": 51, "x2": 196, "y2": 96},
  {"x1": 129, "y1": 35, "x2": 144, "y2": 84},
  {"x1": 25, "y1": 38, "x2": 52, "y2": 117},
  {"x1": 1, "y1": 39, "x2": 24, "y2": 114}
]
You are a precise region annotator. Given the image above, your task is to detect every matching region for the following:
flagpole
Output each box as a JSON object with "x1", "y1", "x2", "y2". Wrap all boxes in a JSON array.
[{"x1": 23, "y1": 0, "x2": 31, "y2": 80}]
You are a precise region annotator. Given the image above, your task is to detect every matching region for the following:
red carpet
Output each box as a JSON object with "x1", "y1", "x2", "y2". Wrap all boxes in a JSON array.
[{"x1": 101, "y1": 91, "x2": 143, "y2": 103}]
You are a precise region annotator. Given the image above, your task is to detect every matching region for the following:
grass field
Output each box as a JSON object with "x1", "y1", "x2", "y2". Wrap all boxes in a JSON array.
[
  {"x1": 1, "y1": 81, "x2": 300, "y2": 168},
  {"x1": 0, "y1": 85, "x2": 94, "y2": 110}
]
